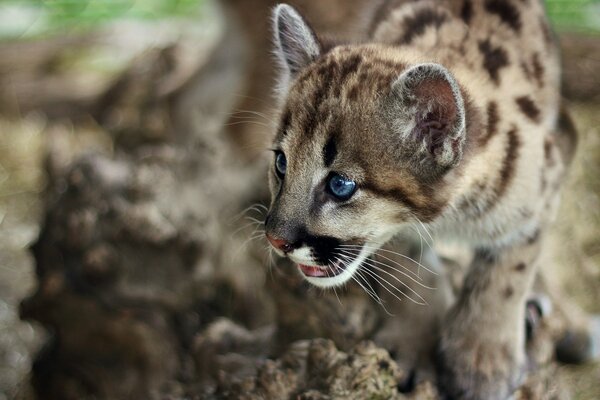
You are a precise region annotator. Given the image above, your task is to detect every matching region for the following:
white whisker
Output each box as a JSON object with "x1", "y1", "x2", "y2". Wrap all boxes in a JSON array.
[
  {"x1": 339, "y1": 244, "x2": 438, "y2": 276},
  {"x1": 334, "y1": 252, "x2": 394, "y2": 315},
  {"x1": 362, "y1": 260, "x2": 429, "y2": 306}
]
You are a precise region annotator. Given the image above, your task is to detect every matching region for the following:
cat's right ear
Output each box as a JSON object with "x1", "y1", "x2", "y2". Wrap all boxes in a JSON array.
[{"x1": 272, "y1": 4, "x2": 321, "y2": 85}]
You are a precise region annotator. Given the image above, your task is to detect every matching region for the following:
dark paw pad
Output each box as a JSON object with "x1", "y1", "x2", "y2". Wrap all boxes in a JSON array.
[{"x1": 556, "y1": 315, "x2": 600, "y2": 364}]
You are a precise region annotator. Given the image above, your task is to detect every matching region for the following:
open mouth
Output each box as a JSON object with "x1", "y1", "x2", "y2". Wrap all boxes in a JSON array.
[
  {"x1": 297, "y1": 247, "x2": 362, "y2": 278},
  {"x1": 297, "y1": 261, "x2": 344, "y2": 278}
]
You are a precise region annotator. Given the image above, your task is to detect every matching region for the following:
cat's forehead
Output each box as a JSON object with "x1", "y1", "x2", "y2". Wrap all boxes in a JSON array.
[
  {"x1": 289, "y1": 46, "x2": 402, "y2": 103},
  {"x1": 275, "y1": 47, "x2": 403, "y2": 147}
]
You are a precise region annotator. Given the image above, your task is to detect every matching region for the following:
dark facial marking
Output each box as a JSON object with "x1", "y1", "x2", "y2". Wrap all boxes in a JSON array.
[
  {"x1": 323, "y1": 136, "x2": 338, "y2": 167},
  {"x1": 298, "y1": 54, "x2": 364, "y2": 137},
  {"x1": 504, "y1": 286, "x2": 514, "y2": 298},
  {"x1": 484, "y1": 0, "x2": 522, "y2": 33},
  {"x1": 362, "y1": 182, "x2": 444, "y2": 222},
  {"x1": 515, "y1": 96, "x2": 541, "y2": 122},
  {"x1": 461, "y1": 0, "x2": 473, "y2": 24},
  {"x1": 300, "y1": 60, "x2": 339, "y2": 136},
  {"x1": 398, "y1": 8, "x2": 447, "y2": 45},
  {"x1": 297, "y1": 227, "x2": 344, "y2": 265},
  {"x1": 278, "y1": 109, "x2": 292, "y2": 139},
  {"x1": 478, "y1": 39, "x2": 509, "y2": 84}
]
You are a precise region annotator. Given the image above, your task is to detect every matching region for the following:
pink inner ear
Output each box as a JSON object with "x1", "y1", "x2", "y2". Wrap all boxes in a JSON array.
[
  {"x1": 413, "y1": 76, "x2": 458, "y2": 121},
  {"x1": 411, "y1": 76, "x2": 459, "y2": 156}
]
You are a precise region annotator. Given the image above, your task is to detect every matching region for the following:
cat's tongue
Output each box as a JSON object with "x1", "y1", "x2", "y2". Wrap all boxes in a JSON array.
[{"x1": 298, "y1": 264, "x2": 328, "y2": 277}]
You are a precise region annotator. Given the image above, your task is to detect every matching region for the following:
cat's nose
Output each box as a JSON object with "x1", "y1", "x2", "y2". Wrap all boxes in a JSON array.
[{"x1": 266, "y1": 233, "x2": 294, "y2": 253}]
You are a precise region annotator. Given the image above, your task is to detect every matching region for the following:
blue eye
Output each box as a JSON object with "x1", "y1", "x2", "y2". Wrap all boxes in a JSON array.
[
  {"x1": 275, "y1": 152, "x2": 287, "y2": 178},
  {"x1": 327, "y1": 173, "x2": 356, "y2": 200}
]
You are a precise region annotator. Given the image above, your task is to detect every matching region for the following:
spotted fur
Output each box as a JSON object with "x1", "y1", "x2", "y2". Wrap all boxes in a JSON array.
[{"x1": 265, "y1": 1, "x2": 576, "y2": 398}]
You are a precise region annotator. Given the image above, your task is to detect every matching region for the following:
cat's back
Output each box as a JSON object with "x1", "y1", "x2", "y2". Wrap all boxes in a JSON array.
[{"x1": 371, "y1": 0, "x2": 560, "y2": 130}]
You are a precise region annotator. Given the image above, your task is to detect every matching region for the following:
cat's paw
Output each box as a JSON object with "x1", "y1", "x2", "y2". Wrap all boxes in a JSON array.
[
  {"x1": 436, "y1": 337, "x2": 525, "y2": 400},
  {"x1": 556, "y1": 314, "x2": 600, "y2": 364}
]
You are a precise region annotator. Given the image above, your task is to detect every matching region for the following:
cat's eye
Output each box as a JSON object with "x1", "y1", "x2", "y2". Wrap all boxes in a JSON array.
[
  {"x1": 275, "y1": 152, "x2": 287, "y2": 178},
  {"x1": 327, "y1": 173, "x2": 356, "y2": 201}
]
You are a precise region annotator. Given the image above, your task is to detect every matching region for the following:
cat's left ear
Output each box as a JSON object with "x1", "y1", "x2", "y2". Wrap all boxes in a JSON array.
[
  {"x1": 272, "y1": 4, "x2": 321, "y2": 83},
  {"x1": 387, "y1": 63, "x2": 466, "y2": 175}
]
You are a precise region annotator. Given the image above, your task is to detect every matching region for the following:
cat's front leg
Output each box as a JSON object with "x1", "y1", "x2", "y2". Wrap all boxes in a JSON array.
[{"x1": 436, "y1": 236, "x2": 542, "y2": 400}]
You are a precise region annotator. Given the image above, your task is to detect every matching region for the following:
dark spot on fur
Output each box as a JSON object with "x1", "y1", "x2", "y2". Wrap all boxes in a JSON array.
[
  {"x1": 480, "y1": 101, "x2": 499, "y2": 145},
  {"x1": 475, "y1": 247, "x2": 497, "y2": 264},
  {"x1": 347, "y1": 85, "x2": 360, "y2": 101},
  {"x1": 532, "y1": 53, "x2": 544, "y2": 87},
  {"x1": 544, "y1": 137, "x2": 554, "y2": 166},
  {"x1": 514, "y1": 263, "x2": 526, "y2": 272},
  {"x1": 339, "y1": 54, "x2": 362, "y2": 82},
  {"x1": 515, "y1": 96, "x2": 541, "y2": 122},
  {"x1": 504, "y1": 286, "x2": 514, "y2": 298},
  {"x1": 540, "y1": 168, "x2": 547, "y2": 192},
  {"x1": 369, "y1": 0, "x2": 396, "y2": 37},
  {"x1": 398, "y1": 8, "x2": 447, "y2": 45},
  {"x1": 323, "y1": 136, "x2": 338, "y2": 167},
  {"x1": 301, "y1": 61, "x2": 338, "y2": 136},
  {"x1": 527, "y1": 228, "x2": 541, "y2": 245},
  {"x1": 461, "y1": 0, "x2": 473, "y2": 23},
  {"x1": 478, "y1": 39, "x2": 509, "y2": 84},
  {"x1": 278, "y1": 109, "x2": 291, "y2": 138},
  {"x1": 492, "y1": 127, "x2": 521, "y2": 206},
  {"x1": 520, "y1": 61, "x2": 532, "y2": 80},
  {"x1": 484, "y1": 0, "x2": 522, "y2": 32},
  {"x1": 539, "y1": 16, "x2": 553, "y2": 46}
]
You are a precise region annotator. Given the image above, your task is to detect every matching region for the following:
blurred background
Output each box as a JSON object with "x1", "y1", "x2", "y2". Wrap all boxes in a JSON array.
[{"x1": 0, "y1": 0, "x2": 599, "y2": 399}]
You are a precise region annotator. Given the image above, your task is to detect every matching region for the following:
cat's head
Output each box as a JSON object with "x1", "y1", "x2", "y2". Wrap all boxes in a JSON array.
[{"x1": 264, "y1": 4, "x2": 468, "y2": 287}]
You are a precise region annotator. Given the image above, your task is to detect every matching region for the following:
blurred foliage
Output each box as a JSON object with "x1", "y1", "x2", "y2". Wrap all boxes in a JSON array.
[
  {"x1": 546, "y1": 0, "x2": 600, "y2": 32},
  {"x1": 0, "y1": 0, "x2": 598, "y2": 40},
  {"x1": 0, "y1": 0, "x2": 206, "y2": 38}
]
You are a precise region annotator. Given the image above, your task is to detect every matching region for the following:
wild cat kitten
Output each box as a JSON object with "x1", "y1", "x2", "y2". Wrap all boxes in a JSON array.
[{"x1": 264, "y1": 1, "x2": 579, "y2": 398}]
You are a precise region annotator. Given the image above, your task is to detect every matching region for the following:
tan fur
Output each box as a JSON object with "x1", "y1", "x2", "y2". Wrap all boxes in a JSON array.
[{"x1": 265, "y1": 1, "x2": 576, "y2": 398}]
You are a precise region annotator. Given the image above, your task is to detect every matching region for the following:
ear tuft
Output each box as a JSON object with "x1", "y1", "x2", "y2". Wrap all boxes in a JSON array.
[
  {"x1": 273, "y1": 4, "x2": 321, "y2": 80},
  {"x1": 388, "y1": 63, "x2": 466, "y2": 175}
]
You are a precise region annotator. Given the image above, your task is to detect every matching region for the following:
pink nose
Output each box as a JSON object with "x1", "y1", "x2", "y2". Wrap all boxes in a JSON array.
[{"x1": 266, "y1": 234, "x2": 293, "y2": 252}]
